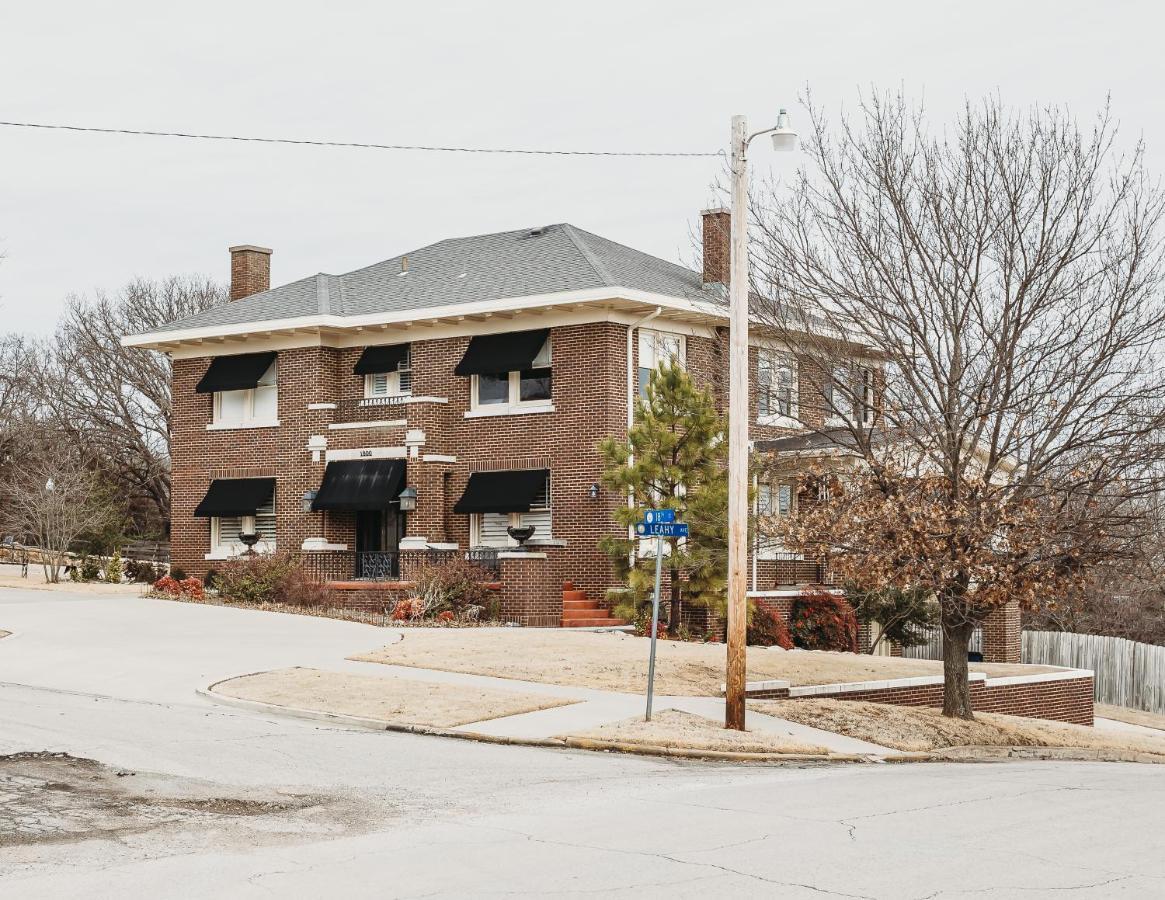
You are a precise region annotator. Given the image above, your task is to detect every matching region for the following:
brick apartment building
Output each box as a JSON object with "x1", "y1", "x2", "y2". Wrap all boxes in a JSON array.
[{"x1": 122, "y1": 210, "x2": 914, "y2": 634}]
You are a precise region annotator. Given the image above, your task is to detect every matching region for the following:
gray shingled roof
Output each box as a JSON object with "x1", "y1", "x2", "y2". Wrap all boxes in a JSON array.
[{"x1": 141, "y1": 223, "x2": 725, "y2": 336}]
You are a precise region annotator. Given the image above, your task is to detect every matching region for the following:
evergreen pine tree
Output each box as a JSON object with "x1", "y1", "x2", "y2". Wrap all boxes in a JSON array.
[{"x1": 599, "y1": 360, "x2": 730, "y2": 633}]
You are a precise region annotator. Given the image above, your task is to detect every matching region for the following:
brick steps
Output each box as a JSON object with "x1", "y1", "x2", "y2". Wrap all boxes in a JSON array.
[{"x1": 560, "y1": 581, "x2": 627, "y2": 628}]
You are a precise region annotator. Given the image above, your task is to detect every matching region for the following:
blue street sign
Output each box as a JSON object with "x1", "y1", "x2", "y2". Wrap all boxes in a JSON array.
[
  {"x1": 643, "y1": 509, "x2": 676, "y2": 525},
  {"x1": 636, "y1": 522, "x2": 689, "y2": 538}
]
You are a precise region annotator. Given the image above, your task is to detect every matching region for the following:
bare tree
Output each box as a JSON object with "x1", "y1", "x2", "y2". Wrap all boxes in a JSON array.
[
  {"x1": 753, "y1": 93, "x2": 1165, "y2": 717},
  {"x1": 34, "y1": 276, "x2": 224, "y2": 531},
  {"x1": 3, "y1": 430, "x2": 120, "y2": 582}
]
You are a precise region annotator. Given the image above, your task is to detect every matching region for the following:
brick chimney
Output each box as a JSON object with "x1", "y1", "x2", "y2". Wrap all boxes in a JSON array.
[
  {"x1": 701, "y1": 208, "x2": 730, "y2": 285},
  {"x1": 229, "y1": 245, "x2": 273, "y2": 300}
]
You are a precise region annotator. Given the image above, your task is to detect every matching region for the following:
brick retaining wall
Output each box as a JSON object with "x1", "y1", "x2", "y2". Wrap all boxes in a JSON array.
[{"x1": 742, "y1": 669, "x2": 1094, "y2": 725}]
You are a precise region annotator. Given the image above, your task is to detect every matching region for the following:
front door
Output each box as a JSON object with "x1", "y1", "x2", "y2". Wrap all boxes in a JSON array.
[{"x1": 355, "y1": 508, "x2": 403, "y2": 578}]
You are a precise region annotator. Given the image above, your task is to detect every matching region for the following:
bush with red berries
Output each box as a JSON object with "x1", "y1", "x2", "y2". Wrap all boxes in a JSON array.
[{"x1": 789, "y1": 589, "x2": 860, "y2": 652}]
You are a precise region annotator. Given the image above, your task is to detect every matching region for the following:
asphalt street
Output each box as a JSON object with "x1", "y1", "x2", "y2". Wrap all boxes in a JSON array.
[{"x1": 1, "y1": 590, "x2": 1163, "y2": 899}]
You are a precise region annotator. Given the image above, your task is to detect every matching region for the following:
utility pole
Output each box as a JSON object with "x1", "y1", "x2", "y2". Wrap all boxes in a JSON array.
[{"x1": 724, "y1": 110, "x2": 797, "y2": 731}]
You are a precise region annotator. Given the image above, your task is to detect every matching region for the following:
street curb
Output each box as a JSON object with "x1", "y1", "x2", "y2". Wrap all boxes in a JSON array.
[
  {"x1": 196, "y1": 673, "x2": 874, "y2": 764},
  {"x1": 197, "y1": 673, "x2": 1165, "y2": 767}
]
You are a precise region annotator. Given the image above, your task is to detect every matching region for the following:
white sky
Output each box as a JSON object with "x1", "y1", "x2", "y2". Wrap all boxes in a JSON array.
[{"x1": 2, "y1": 0, "x2": 1162, "y2": 334}]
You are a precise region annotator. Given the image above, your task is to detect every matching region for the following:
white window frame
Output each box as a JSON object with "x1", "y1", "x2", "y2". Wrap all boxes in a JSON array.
[
  {"x1": 861, "y1": 368, "x2": 876, "y2": 425},
  {"x1": 637, "y1": 328, "x2": 686, "y2": 397},
  {"x1": 468, "y1": 337, "x2": 553, "y2": 414},
  {"x1": 470, "y1": 474, "x2": 552, "y2": 548},
  {"x1": 363, "y1": 348, "x2": 413, "y2": 401},
  {"x1": 755, "y1": 482, "x2": 793, "y2": 559},
  {"x1": 757, "y1": 349, "x2": 798, "y2": 426},
  {"x1": 208, "y1": 494, "x2": 277, "y2": 559},
  {"x1": 825, "y1": 364, "x2": 856, "y2": 427},
  {"x1": 211, "y1": 360, "x2": 279, "y2": 428}
]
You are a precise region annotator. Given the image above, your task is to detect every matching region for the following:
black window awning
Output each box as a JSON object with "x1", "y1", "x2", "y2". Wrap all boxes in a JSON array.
[
  {"x1": 454, "y1": 329, "x2": 549, "y2": 376},
  {"x1": 196, "y1": 352, "x2": 277, "y2": 394},
  {"x1": 354, "y1": 344, "x2": 409, "y2": 376},
  {"x1": 454, "y1": 469, "x2": 549, "y2": 514},
  {"x1": 193, "y1": 478, "x2": 275, "y2": 518},
  {"x1": 311, "y1": 459, "x2": 406, "y2": 512}
]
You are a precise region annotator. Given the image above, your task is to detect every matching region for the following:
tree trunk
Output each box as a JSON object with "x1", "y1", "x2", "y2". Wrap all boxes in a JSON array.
[
  {"x1": 667, "y1": 567, "x2": 682, "y2": 633},
  {"x1": 941, "y1": 616, "x2": 975, "y2": 718}
]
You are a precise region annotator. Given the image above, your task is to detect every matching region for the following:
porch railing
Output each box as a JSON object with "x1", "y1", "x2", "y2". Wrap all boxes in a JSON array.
[{"x1": 293, "y1": 547, "x2": 499, "y2": 583}]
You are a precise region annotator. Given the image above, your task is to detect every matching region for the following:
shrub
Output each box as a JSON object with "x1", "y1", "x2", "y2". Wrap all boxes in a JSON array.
[
  {"x1": 789, "y1": 589, "x2": 860, "y2": 652},
  {"x1": 391, "y1": 597, "x2": 421, "y2": 620},
  {"x1": 633, "y1": 609, "x2": 668, "y2": 639},
  {"x1": 409, "y1": 558, "x2": 493, "y2": 619},
  {"x1": 169, "y1": 566, "x2": 188, "y2": 582},
  {"x1": 274, "y1": 566, "x2": 329, "y2": 608},
  {"x1": 212, "y1": 553, "x2": 299, "y2": 605},
  {"x1": 80, "y1": 556, "x2": 102, "y2": 582},
  {"x1": 747, "y1": 603, "x2": 794, "y2": 649},
  {"x1": 151, "y1": 575, "x2": 204, "y2": 600},
  {"x1": 104, "y1": 550, "x2": 124, "y2": 584}
]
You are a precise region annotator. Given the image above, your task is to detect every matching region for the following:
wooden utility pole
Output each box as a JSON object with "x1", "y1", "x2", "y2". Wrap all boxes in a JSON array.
[{"x1": 724, "y1": 114, "x2": 750, "y2": 730}]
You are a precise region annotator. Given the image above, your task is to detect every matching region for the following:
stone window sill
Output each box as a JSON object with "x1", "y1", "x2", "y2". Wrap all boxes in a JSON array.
[
  {"x1": 206, "y1": 420, "x2": 280, "y2": 431},
  {"x1": 464, "y1": 404, "x2": 555, "y2": 419},
  {"x1": 757, "y1": 413, "x2": 800, "y2": 429}
]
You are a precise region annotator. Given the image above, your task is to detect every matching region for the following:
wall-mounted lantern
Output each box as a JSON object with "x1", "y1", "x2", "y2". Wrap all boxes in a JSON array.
[
  {"x1": 301, "y1": 490, "x2": 318, "y2": 513},
  {"x1": 398, "y1": 486, "x2": 418, "y2": 512},
  {"x1": 588, "y1": 482, "x2": 600, "y2": 500}
]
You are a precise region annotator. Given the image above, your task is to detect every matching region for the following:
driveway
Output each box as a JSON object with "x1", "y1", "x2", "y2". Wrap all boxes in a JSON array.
[{"x1": 2, "y1": 589, "x2": 1164, "y2": 898}]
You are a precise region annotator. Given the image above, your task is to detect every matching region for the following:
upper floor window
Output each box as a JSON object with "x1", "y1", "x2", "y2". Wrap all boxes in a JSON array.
[
  {"x1": 213, "y1": 359, "x2": 278, "y2": 426},
  {"x1": 638, "y1": 329, "x2": 686, "y2": 397},
  {"x1": 354, "y1": 343, "x2": 412, "y2": 402},
  {"x1": 364, "y1": 348, "x2": 412, "y2": 398},
  {"x1": 825, "y1": 364, "x2": 876, "y2": 426},
  {"x1": 472, "y1": 336, "x2": 552, "y2": 408},
  {"x1": 758, "y1": 350, "x2": 797, "y2": 421}
]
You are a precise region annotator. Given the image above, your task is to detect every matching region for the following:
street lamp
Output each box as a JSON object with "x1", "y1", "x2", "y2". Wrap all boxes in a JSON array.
[{"x1": 725, "y1": 109, "x2": 797, "y2": 731}]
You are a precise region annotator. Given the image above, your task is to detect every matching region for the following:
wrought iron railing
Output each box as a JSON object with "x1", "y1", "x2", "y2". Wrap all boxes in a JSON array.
[
  {"x1": 293, "y1": 547, "x2": 499, "y2": 583},
  {"x1": 334, "y1": 396, "x2": 411, "y2": 424}
]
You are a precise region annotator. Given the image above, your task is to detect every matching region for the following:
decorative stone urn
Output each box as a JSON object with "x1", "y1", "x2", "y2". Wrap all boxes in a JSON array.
[{"x1": 506, "y1": 525, "x2": 536, "y2": 550}]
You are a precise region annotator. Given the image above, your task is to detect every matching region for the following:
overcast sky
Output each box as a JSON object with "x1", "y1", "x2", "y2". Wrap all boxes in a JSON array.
[{"x1": 3, "y1": 0, "x2": 1162, "y2": 334}]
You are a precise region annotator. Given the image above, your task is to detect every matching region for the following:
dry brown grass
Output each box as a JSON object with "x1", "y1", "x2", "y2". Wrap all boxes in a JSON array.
[
  {"x1": 754, "y1": 699, "x2": 1165, "y2": 756},
  {"x1": 1096, "y1": 704, "x2": 1165, "y2": 732},
  {"x1": 561, "y1": 709, "x2": 828, "y2": 755},
  {"x1": 213, "y1": 667, "x2": 576, "y2": 728},
  {"x1": 351, "y1": 628, "x2": 1050, "y2": 696}
]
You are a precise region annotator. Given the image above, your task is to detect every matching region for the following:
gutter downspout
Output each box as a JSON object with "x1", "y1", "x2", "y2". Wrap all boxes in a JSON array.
[{"x1": 626, "y1": 307, "x2": 663, "y2": 540}]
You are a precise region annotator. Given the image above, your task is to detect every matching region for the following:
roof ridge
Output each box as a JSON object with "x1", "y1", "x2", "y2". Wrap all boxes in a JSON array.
[
  {"x1": 560, "y1": 223, "x2": 616, "y2": 287},
  {"x1": 315, "y1": 273, "x2": 331, "y2": 315}
]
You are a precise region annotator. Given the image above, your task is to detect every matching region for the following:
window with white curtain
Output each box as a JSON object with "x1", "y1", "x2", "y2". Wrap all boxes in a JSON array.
[
  {"x1": 637, "y1": 329, "x2": 686, "y2": 397},
  {"x1": 213, "y1": 361, "x2": 278, "y2": 426}
]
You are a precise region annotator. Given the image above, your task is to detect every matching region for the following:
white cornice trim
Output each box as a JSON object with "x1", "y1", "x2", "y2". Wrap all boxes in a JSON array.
[{"x1": 122, "y1": 287, "x2": 727, "y2": 352}]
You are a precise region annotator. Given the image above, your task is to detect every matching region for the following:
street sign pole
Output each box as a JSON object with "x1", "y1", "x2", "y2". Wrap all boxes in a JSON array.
[{"x1": 646, "y1": 532, "x2": 663, "y2": 721}]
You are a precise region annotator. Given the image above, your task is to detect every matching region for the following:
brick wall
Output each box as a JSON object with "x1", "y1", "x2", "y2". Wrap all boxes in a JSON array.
[
  {"x1": 746, "y1": 671, "x2": 1094, "y2": 726},
  {"x1": 982, "y1": 602, "x2": 1022, "y2": 663},
  {"x1": 497, "y1": 551, "x2": 563, "y2": 627}
]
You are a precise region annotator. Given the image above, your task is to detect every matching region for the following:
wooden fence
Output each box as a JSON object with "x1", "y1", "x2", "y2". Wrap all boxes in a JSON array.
[
  {"x1": 901, "y1": 626, "x2": 982, "y2": 660},
  {"x1": 1022, "y1": 631, "x2": 1165, "y2": 715}
]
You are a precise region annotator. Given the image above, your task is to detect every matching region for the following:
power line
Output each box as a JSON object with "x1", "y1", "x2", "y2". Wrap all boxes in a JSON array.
[{"x1": 0, "y1": 120, "x2": 720, "y2": 158}]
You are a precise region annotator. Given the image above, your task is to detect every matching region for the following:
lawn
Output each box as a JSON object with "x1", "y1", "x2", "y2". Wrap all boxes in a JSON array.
[
  {"x1": 754, "y1": 698, "x2": 1165, "y2": 757},
  {"x1": 350, "y1": 628, "x2": 1049, "y2": 696},
  {"x1": 212, "y1": 667, "x2": 576, "y2": 728},
  {"x1": 1096, "y1": 704, "x2": 1165, "y2": 732},
  {"x1": 560, "y1": 709, "x2": 828, "y2": 755}
]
